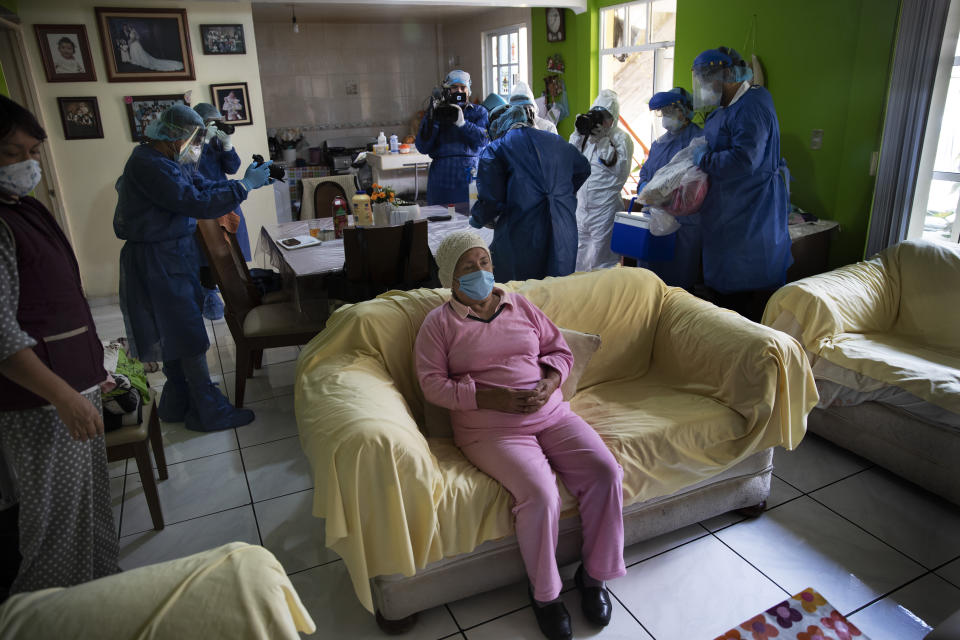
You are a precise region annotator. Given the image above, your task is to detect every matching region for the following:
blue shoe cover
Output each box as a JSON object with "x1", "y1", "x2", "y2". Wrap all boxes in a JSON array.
[
  {"x1": 184, "y1": 382, "x2": 255, "y2": 432},
  {"x1": 157, "y1": 370, "x2": 189, "y2": 423},
  {"x1": 202, "y1": 289, "x2": 225, "y2": 321}
]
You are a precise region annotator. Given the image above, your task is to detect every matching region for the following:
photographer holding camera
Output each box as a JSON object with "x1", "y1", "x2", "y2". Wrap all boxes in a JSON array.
[
  {"x1": 569, "y1": 90, "x2": 633, "y2": 272},
  {"x1": 192, "y1": 103, "x2": 245, "y2": 320},
  {"x1": 415, "y1": 70, "x2": 489, "y2": 206}
]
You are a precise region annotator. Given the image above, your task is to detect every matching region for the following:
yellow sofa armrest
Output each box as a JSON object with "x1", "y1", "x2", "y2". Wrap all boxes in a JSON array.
[
  {"x1": 295, "y1": 353, "x2": 442, "y2": 613},
  {"x1": 762, "y1": 254, "x2": 899, "y2": 351},
  {"x1": 652, "y1": 288, "x2": 818, "y2": 451}
]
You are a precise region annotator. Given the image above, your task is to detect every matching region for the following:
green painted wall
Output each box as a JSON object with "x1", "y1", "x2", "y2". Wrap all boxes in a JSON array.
[{"x1": 534, "y1": 0, "x2": 901, "y2": 266}]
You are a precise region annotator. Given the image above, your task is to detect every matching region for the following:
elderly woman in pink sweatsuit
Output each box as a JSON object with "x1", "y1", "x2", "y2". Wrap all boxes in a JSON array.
[{"x1": 414, "y1": 231, "x2": 625, "y2": 640}]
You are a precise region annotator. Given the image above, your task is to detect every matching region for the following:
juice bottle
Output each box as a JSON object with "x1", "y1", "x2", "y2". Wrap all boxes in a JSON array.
[
  {"x1": 332, "y1": 195, "x2": 348, "y2": 239},
  {"x1": 352, "y1": 190, "x2": 374, "y2": 226}
]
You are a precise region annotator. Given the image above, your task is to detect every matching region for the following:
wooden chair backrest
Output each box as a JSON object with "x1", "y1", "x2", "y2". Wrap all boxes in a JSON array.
[
  {"x1": 342, "y1": 219, "x2": 430, "y2": 287},
  {"x1": 195, "y1": 219, "x2": 260, "y2": 338},
  {"x1": 312, "y1": 182, "x2": 347, "y2": 219}
]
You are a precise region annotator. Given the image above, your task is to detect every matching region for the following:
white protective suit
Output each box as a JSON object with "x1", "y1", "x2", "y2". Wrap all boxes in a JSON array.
[
  {"x1": 510, "y1": 81, "x2": 559, "y2": 135},
  {"x1": 569, "y1": 89, "x2": 634, "y2": 271}
]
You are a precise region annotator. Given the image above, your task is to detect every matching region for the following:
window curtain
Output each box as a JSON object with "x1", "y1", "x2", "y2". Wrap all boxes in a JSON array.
[{"x1": 866, "y1": 0, "x2": 951, "y2": 257}]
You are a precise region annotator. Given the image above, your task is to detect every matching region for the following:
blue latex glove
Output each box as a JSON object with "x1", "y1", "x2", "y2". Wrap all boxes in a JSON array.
[
  {"x1": 468, "y1": 215, "x2": 483, "y2": 229},
  {"x1": 692, "y1": 145, "x2": 707, "y2": 166},
  {"x1": 636, "y1": 180, "x2": 647, "y2": 194},
  {"x1": 240, "y1": 160, "x2": 272, "y2": 191}
]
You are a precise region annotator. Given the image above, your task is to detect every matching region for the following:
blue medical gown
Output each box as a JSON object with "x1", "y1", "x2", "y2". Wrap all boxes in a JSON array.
[
  {"x1": 471, "y1": 127, "x2": 591, "y2": 282},
  {"x1": 114, "y1": 144, "x2": 248, "y2": 362},
  {"x1": 697, "y1": 86, "x2": 792, "y2": 293},
  {"x1": 415, "y1": 104, "x2": 488, "y2": 205},
  {"x1": 197, "y1": 137, "x2": 249, "y2": 260},
  {"x1": 637, "y1": 123, "x2": 703, "y2": 289}
]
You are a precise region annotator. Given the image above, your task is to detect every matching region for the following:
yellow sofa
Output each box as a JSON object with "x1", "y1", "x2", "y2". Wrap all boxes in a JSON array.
[
  {"x1": 295, "y1": 267, "x2": 816, "y2": 629},
  {"x1": 763, "y1": 239, "x2": 960, "y2": 505}
]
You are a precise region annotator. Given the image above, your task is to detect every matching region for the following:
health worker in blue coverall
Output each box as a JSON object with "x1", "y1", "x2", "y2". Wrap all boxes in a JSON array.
[
  {"x1": 690, "y1": 46, "x2": 792, "y2": 321},
  {"x1": 416, "y1": 70, "x2": 489, "y2": 206},
  {"x1": 192, "y1": 102, "x2": 246, "y2": 321},
  {"x1": 114, "y1": 104, "x2": 274, "y2": 432},
  {"x1": 469, "y1": 102, "x2": 591, "y2": 282},
  {"x1": 636, "y1": 88, "x2": 703, "y2": 290}
]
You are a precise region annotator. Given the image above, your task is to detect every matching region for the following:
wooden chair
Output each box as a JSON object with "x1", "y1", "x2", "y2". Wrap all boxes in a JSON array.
[
  {"x1": 196, "y1": 219, "x2": 326, "y2": 407},
  {"x1": 326, "y1": 219, "x2": 438, "y2": 303},
  {"x1": 312, "y1": 182, "x2": 347, "y2": 219},
  {"x1": 105, "y1": 391, "x2": 167, "y2": 530}
]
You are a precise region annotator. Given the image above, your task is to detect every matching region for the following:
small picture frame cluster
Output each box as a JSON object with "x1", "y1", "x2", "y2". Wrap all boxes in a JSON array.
[
  {"x1": 125, "y1": 93, "x2": 192, "y2": 142},
  {"x1": 57, "y1": 97, "x2": 103, "y2": 140},
  {"x1": 200, "y1": 24, "x2": 246, "y2": 55},
  {"x1": 210, "y1": 82, "x2": 252, "y2": 126},
  {"x1": 34, "y1": 24, "x2": 97, "y2": 82}
]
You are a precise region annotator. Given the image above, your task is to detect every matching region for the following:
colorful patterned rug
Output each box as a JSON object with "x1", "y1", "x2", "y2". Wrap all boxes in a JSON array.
[{"x1": 714, "y1": 588, "x2": 869, "y2": 640}]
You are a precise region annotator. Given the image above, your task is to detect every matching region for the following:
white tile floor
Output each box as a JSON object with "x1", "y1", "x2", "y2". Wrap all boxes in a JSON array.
[{"x1": 93, "y1": 304, "x2": 960, "y2": 640}]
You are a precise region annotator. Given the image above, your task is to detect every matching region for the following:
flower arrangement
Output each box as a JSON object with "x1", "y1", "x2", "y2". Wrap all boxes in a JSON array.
[
  {"x1": 370, "y1": 183, "x2": 396, "y2": 204},
  {"x1": 275, "y1": 127, "x2": 304, "y2": 150}
]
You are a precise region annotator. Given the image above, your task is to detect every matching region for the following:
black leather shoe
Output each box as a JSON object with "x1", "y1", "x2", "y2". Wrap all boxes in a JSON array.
[
  {"x1": 575, "y1": 564, "x2": 612, "y2": 626},
  {"x1": 528, "y1": 587, "x2": 573, "y2": 640}
]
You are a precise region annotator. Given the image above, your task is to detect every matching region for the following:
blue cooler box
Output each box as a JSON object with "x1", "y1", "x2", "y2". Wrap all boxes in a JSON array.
[{"x1": 610, "y1": 212, "x2": 676, "y2": 261}]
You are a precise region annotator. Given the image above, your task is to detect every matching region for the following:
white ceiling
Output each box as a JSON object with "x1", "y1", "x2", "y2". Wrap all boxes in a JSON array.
[{"x1": 250, "y1": 0, "x2": 587, "y2": 23}]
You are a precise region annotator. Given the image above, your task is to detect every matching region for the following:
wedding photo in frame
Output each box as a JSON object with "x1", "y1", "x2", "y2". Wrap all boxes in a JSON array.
[
  {"x1": 57, "y1": 97, "x2": 104, "y2": 140},
  {"x1": 210, "y1": 82, "x2": 252, "y2": 126},
  {"x1": 94, "y1": 7, "x2": 195, "y2": 82},
  {"x1": 124, "y1": 93, "x2": 191, "y2": 142},
  {"x1": 34, "y1": 24, "x2": 97, "y2": 82}
]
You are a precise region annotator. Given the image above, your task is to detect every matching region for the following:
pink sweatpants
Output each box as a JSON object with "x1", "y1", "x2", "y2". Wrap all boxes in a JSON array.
[{"x1": 460, "y1": 406, "x2": 626, "y2": 602}]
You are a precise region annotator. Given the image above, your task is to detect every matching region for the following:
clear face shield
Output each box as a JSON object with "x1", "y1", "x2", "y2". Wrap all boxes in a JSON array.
[
  {"x1": 691, "y1": 67, "x2": 725, "y2": 110},
  {"x1": 175, "y1": 125, "x2": 205, "y2": 174},
  {"x1": 655, "y1": 105, "x2": 686, "y2": 133}
]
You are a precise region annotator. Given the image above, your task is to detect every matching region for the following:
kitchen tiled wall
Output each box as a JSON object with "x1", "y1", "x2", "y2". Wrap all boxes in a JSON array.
[{"x1": 256, "y1": 20, "x2": 443, "y2": 151}]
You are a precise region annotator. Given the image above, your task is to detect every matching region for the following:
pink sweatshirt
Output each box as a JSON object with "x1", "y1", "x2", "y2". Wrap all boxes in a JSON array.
[{"x1": 414, "y1": 289, "x2": 573, "y2": 444}]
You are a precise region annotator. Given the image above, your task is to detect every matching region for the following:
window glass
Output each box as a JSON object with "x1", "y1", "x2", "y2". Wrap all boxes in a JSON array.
[
  {"x1": 490, "y1": 35, "x2": 497, "y2": 66},
  {"x1": 628, "y1": 3, "x2": 648, "y2": 46},
  {"x1": 651, "y1": 0, "x2": 676, "y2": 44},
  {"x1": 509, "y1": 32, "x2": 518, "y2": 63},
  {"x1": 921, "y1": 179, "x2": 958, "y2": 243}
]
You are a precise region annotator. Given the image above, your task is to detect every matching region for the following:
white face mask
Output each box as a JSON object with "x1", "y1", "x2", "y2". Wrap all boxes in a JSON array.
[
  {"x1": 661, "y1": 115, "x2": 684, "y2": 132},
  {"x1": 697, "y1": 86, "x2": 722, "y2": 109},
  {"x1": 0, "y1": 159, "x2": 42, "y2": 197}
]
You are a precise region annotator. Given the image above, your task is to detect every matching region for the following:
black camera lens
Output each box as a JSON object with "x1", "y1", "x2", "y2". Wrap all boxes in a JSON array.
[
  {"x1": 575, "y1": 110, "x2": 604, "y2": 136},
  {"x1": 214, "y1": 121, "x2": 235, "y2": 135}
]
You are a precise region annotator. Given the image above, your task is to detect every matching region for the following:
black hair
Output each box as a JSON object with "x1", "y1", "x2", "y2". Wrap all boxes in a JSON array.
[
  {"x1": 57, "y1": 37, "x2": 75, "y2": 48},
  {"x1": 0, "y1": 95, "x2": 47, "y2": 142}
]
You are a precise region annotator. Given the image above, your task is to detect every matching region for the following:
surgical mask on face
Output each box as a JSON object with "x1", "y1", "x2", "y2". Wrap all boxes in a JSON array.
[
  {"x1": 661, "y1": 115, "x2": 684, "y2": 132},
  {"x1": 0, "y1": 159, "x2": 42, "y2": 197},
  {"x1": 697, "y1": 86, "x2": 722, "y2": 109},
  {"x1": 457, "y1": 269, "x2": 495, "y2": 301},
  {"x1": 179, "y1": 144, "x2": 201, "y2": 165}
]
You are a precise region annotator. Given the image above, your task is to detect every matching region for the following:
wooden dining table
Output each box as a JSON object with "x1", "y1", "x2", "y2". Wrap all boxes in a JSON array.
[{"x1": 254, "y1": 205, "x2": 493, "y2": 311}]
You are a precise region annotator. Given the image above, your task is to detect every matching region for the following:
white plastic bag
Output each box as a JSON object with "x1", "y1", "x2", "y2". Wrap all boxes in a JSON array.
[
  {"x1": 638, "y1": 137, "x2": 708, "y2": 209},
  {"x1": 648, "y1": 207, "x2": 680, "y2": 236}
]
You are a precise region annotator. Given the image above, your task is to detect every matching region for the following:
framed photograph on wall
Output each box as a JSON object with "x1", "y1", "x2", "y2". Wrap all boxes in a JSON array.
[
  {"x1": 94, "y1": 7, "x2": 195, "y2": 82},
  {"x1": 200, "y1": 24, "x2": 246, "y2": 55},
  {"x1": 210, "y1": 82, "x2": 252, "y2": 126},
  {"x1": 34, "y1": 24, "x2": 97, "y2": 82},
  {"x1": 546, "y1": 8, "x2": 565, "y2": 42},
  {"x1": 57, "y1": 97, "x2": 103, "y2": 140},
  {"x1": 124, "y1": 93, "x2": 191, "y2": 142}
]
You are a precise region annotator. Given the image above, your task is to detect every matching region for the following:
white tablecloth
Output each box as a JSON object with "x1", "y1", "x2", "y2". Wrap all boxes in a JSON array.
[{"x1": 255, "y1": 205, "x2": 493, "y2": 278}]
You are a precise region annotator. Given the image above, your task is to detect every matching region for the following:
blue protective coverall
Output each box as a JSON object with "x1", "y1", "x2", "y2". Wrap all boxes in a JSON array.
[
  {"x1": 636, "y1": 122, "x2": 703, "y2": 289},
  {"x1": 470, "y1": 126, "x2": 591, "y2": 282},
  {"x1": 197, "y1": 136, "x2": 249, "y2": 259},
  {"x1": 696, "y1": 85, "x2": 792, "y2": 293},
  {"x1": 415, "y1": 103, "x2": 489, "y2": 205},
  {"x1": 114, "y1": 144, "x2": 248, "y2": 363}
]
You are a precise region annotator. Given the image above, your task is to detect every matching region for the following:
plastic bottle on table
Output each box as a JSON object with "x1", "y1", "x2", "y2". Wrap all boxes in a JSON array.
[
  {"x1": 468, "y1": 166, "x2": 478, "y2": 207},
  {"x1": 389, "y1": 134, "x2": 399, "y2": 153},
  {"x1": 376, "y1": 131, "x2": 387, "y2": 154},
  {"x1": 352, "y1": 190, "x2": 374, "y2": 226},
  {"x1": 332, "y1": 195, "x2": 349, "y2": 239}
]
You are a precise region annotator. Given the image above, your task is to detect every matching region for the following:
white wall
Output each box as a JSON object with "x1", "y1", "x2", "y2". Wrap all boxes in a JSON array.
[
  {"x1": 255, "y1": 19, "x2": 443, "y2": 151},
  {"x1": 441, "y1": 8, "x2": 531, "y2": 100},
  {"x1": 17, "y1": 0, "x2": 272, "y2": 298}
]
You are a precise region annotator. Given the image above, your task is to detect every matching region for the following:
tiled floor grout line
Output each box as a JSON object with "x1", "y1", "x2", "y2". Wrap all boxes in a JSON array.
[
  {"x1": 709, "y1": 528, "x2": 793, "y2": 599},
  {"x1": 284, "y1": 557, "x2": 342, "y2": 577},
  {"x1": 607, "y1": 588, "x2": 658, "y2": 639},
  {"x1": 235, "y1": 430, "x2": 265, "y2": 547},
  {"x1": 843, "y1": 569, "x2": 934, "y2": 618},
  {"x1": 119, "y1": 503, "x2": 253, "y2": 540},
  {"x1": 120, "y1": 433, "x2": 301, "y2": 477}
]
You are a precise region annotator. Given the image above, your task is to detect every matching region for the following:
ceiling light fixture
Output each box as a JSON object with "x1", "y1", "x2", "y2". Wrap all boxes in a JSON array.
[{"x1": 291, "y1": 4, "x2": 299, "y2": 33}]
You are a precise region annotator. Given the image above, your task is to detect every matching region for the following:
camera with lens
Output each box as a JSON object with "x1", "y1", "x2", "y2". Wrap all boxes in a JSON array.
[
  {"x1": 429, "y1": 86, "x2": 468, "y2": 126},
  {"x1": 252, "y1": 154, "x2": 286, "y2": 183},
  {"x1": 574, "y1": 109, "x2": 606, "y2": 137},
  {"x1": 212, "y1": 120, "x2": 235, "y2": 135}
]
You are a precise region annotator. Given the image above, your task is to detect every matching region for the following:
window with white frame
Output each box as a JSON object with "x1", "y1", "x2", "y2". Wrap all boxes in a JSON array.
[
  {"x1": 909, "y1": 29, "x2": 960, "y2": 245},
  {"x1": 599, "y1": 0, "x2": 676, "y2": 192},
  {"x1": 485, "y1": 25, "x2": 528, "y2": 101}
]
